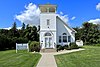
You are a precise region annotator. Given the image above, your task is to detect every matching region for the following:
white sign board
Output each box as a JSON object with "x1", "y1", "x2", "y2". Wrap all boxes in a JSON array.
[
  {"x1": 16, "y1": 43, "x2": 29, "y2": 53},
  {"x1": 76, "y1": 40, "x2": 83, "y2": 47}
]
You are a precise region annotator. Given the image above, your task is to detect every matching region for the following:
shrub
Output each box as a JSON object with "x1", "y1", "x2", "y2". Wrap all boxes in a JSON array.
[
  {"x1": 94, "y1": 44, "x2": 100, "y2": 46},
  {"x1": 56, "y1": 45, "x2": 61, "y2": 49},
  {"x1": 29, "y1": 41, "x2": 40, "y2": 52},
  {"x1": 56, "y1": 45, "x2": 64, "y2": 51},
  {"x1": 63, "y1": 45, "x2": 69, "y2": 50},
  {"x1": 70, "y1": 42, "x2": 79, "y2": 49},
  {"x1": 56, "y1": 45, "x2": 60, "y2": 52},
  {"x1": 0, "y1": 35, "x2": 14, "y2": 50}
]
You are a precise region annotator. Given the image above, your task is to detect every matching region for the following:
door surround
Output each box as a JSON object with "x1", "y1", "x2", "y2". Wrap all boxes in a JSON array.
[{"x1": 44, "y1": 32, "x2": 53, "y2": 48}]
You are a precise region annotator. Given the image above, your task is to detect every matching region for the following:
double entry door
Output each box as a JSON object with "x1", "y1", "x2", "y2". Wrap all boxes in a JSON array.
[{"x1": 45, "y1": 37, "x2": 53, "y2": 48}]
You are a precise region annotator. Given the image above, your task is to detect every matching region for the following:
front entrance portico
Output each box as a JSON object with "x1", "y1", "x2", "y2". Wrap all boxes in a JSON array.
[
  {"x1": 44, "y1": 32, "x2": 53, "y2": 48},
  {"x1": 45, "y1": 37, "x2": 53, "y2": 48}
]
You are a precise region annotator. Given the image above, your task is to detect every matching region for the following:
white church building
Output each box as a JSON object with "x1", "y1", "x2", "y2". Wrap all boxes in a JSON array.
[{"x1": 39, "y1": 4, "x2": 76, "y2": 49}]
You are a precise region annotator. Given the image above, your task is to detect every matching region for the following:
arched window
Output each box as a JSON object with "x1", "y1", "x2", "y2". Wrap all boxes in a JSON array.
[
  {"x1": 62, "y1": 33, "x2": 67, "y2": 35},
  {"x1": 45, "y1": 32, "x2": 51, "y2": 36},
  {"x1": 62, "y1": 33, "x2": 67, "y2": 42},
  {"x1": 59, "y1": 33, "x2": 67, "y2": 43}
]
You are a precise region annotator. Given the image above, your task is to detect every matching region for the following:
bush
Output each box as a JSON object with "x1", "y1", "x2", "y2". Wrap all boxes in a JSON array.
[
  {"x1": 63, "y1": 45, "x2": 69, "y2": 50},
  {"x1": 56, "y1": 43, "x2": 79, "y2": 51},
  {"x1": 0, "y1": 35, "x2": 14, "y2": 50},
  {"x1": 29, "y1": 41, "x2": 40, "y2": 52},
  {"x1": 56, "y1": 45, "x2": 64, "y2": 51},
  {"x1": 0, "y1": 34, "x2": 29, "y2": 50},
  {"x1": 70, "y1": 42, "x2": 79, "y2": 49},
  {"x1": 94, "y1": 44, "x2": 100, "y2": 46}
]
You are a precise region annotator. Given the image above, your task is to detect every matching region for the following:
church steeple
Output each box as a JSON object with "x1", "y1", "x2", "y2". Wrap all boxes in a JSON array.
[{"x1": 39, "y1": 3, "x2": 57, "y2": 13}]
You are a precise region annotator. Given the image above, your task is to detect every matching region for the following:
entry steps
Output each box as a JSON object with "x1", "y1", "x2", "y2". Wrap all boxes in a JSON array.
[{"x1": 40, "y1": 48, "x2": 57, "y2": 53}]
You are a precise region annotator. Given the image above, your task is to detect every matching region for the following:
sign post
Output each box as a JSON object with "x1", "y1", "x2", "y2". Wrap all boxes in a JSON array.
[{"x1": 16, "y1": 43, "x2": 29, "y2": 53}]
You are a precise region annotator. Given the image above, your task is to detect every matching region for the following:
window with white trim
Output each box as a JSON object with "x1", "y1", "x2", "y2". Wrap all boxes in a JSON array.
[
  {"x1": 47, "y1": 19, "x2": 50, "y2": 25},
  {"x1": 63, "y1": 36, "x2": 67, "y2": 42},
  {"x1": 68, "y1": 36, "x2": 71, "y2": 42},
  {"x1": 63, "y1": 33, "x2": 67, "y2": 42}
]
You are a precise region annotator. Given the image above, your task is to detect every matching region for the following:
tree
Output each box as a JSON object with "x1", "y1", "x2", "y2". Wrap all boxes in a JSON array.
[
  {"x1": 26, "y1": 24, "x2": 29, "y2": 29},
  {"x1": 0, "y1": 22, "x2": 39, "y2": 50},
  {"x1": 73, "y1": 27, "x2": 83, "y2": 40},
  {"x1": 24, "y1": 25, "x2": 39, "y2": 41},
  {"x1": 10, "y1": 22, "x2": 19, "y2": 37},
  {"x1": 12, "y1": 22, "x2": 17, "y2": 31},
  {"x1": 21, "y1": 23, "x2": 25, "y2": 30},
  {"x1": 74, "y1": 22, "x2": 100, "y2": 45}
]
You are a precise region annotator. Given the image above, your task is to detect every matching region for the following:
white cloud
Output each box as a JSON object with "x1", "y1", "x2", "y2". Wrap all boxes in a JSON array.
[
  {"x1": 58, "y1": 12, "x2": 69, "y2": 23},
  {"x1": 15, "y1": 3, "x2": 70, "y2": 26},
  {"x1": 15, "y1": 3, "x2": 40, "y2": 26},
  {"x1": 61, "y1": 15, "x2": 69, "y2": 23},
  {"x1": 59, "y1": 14, "x2": 69, "y2": 23},
  {"x1": 96, "y1": 3, "x2": 100, "y2": 11},
  {"x1": 88, "y1": 18, "x2": 100, "y2": 25},
  {"x1": 3, "y1": 27, "x2": 22, "y2": 30},
  {"x1": 17, "y1": 27, "x2": 22, "y2": 29},
  {"x1": 71, "y1": 16, "x2": 76, "y2": 20},
  {"x1": 60, "y1": 11, "x2": 63, "y2": 15},
  {"x1": 3, "y1": 27, "x2": 12, "y2": 30}
]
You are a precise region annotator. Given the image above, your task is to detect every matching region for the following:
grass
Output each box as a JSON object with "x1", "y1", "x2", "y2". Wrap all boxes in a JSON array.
[
  {"x1": 0, "y1": 50, "x2": 41, "y2": 67},
  {"x1": 55, "y1": 46, "x2": 100, "y2": 67}
]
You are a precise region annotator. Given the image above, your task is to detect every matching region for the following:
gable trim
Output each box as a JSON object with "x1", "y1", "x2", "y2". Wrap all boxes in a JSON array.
[{"x1": 56, "y1": 15, "x2": 76, "y2": 33}]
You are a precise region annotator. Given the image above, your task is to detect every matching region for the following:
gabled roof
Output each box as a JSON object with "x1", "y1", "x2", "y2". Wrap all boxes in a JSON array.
[{"x1": 56, "y1": 15, "x2": 77, "y2": 33}]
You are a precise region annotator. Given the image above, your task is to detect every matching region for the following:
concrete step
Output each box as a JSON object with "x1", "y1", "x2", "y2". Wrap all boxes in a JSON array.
[{"x1": 41, "y1": 49, "x2": 57, "y2": 53}]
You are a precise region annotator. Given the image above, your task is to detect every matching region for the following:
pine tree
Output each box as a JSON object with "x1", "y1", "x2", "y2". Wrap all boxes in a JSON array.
[{"x1": 21, "y1": 23, "x2": 25, "y2": 30}]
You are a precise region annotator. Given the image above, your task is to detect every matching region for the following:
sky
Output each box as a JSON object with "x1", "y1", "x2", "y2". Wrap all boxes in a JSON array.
[{"x1": 0, "y1": 0, "x2": 100, "y2": 29}]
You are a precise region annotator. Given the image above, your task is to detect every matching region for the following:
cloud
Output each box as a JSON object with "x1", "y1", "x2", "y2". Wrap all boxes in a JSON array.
[
  {"x1": 15, "y1": 3, "x2": 70, "y2": 26},
  {"x1": 15, "y1": 3, "x2": 40, "y2": 26},
  {"x1": 59, "y1": 12, "x2": 76, "y2": 23},
  {"x1": 17, "y1": 27, "x2": 22, "y2": 29},
  {"x1": 59, "y1": 15, "x2": 69, "y2": 23},
  {"x1": 88, "y1": 18, "x2": 100, "y2": 25},
  {"x1": 3, "y1": 27, "x2": 22, "y2": 30},
  {"x1": 60, "y1": 11, "x2": 63, "y2": 15},
  {"x1": 3, "y1": 27, "x2": 11, "y2": 30},
  {"x1": 58, "y1": 12, "x2": 69, "y2": 23},
  {"x1": 96, "y1": 3, "x2": 100, "y2": 11},
  {"x1": 71, "y1": 16, "x2": 76, "y2": 20}
]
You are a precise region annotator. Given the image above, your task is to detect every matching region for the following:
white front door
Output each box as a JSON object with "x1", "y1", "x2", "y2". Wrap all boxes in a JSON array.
[{"x1": 45, "y1": 37, "x2": 53, "y2": 48}]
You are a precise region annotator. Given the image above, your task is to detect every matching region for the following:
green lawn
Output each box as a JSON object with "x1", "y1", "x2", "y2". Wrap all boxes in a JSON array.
[
  {"x1": 0, "y1": 50, "x2": 41, "y2": 67},
  {"x1": 55, "y1": 46, "x2": 100, "y2": 67}
]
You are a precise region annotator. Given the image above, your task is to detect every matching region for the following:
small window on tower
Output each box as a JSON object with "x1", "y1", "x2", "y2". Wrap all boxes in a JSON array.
[{"x1": 47, "y1": 19, "x2": 50, "y2": 25}]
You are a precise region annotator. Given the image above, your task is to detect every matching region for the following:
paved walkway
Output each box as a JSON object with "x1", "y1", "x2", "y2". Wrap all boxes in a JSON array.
[
  {"x1": 36, "y1": 53, "x2": 57, "y2": 67},
  {"x1": 36, "y1": 48, "x2": 85, "y2": 67}
]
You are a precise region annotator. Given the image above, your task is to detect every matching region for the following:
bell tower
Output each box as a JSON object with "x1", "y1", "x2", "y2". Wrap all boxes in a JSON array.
[
  {"x1": 39, "y1": 3, "x2": 57, "y2": 30},
  {"x1": 39, "y1": 4, "x2": 57, "y2": 49},
  {"x1": 39, "y1": 3, "x2": 57, "y2": 13}
]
